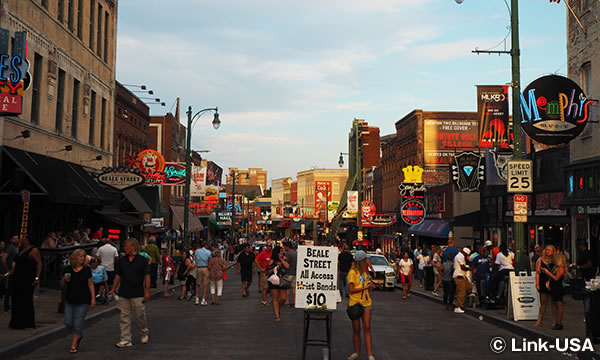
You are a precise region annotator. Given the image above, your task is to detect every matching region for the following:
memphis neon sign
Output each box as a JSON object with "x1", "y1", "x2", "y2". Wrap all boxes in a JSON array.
[
  {"x1": 0, "y1": 29, "x2": 29, "y2": 114},
  {"x1": 520, "y1": 75, "x2": 593, "y2": 145}
]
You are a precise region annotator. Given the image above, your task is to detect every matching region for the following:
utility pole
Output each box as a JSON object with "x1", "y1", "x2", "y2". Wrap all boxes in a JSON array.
[{"x1": 230, "y1": 172, "x2": 236, "y2": 244}]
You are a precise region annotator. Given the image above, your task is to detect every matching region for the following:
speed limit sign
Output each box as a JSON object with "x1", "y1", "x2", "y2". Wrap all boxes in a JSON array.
[{"x1": 507, "y1": 160, "x2": 533, "y2": 193}]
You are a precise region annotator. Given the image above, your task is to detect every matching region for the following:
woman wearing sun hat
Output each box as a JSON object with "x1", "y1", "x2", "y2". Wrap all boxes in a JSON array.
[{"x1": 347, "y1": 250, "x2": 376, "y2": 360}]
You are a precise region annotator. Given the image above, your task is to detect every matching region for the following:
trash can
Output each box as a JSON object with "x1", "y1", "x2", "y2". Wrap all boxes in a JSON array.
[{"x1": 424, "y1": 265, "x2": 434, "y2": 291}]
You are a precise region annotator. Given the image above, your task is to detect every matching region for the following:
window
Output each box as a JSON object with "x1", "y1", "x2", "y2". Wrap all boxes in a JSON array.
[
  {"x1": 58, "y1": 0, "x2": 64, "y2": 22},
  {"x1": 581, "y1": 62, "x2": 592, "y2": 95},
  {"x1": 100, "y1": 97, "x2": 106, "y2": 148},
  {"x1": 31, "y1": 53, "x2": 42, "y2": 124},
  {"x1": 96, "y1": 4, "x2": 102, "y2": 57},
  {"x1": 67, "y1": 0, "x2": 74, "y2": 31},
  {"x1": 55, "y1": 69, "x2": 65, "y2": 132},
  {"x1": 77, "y1": 0, "x2": 83, "y2": 39},
  {"x1": 71, "y1": 78, "x2": 80, "y2": 138},
  {"x1": 103, "y1": 11, "x2": 109, "y2": 61},
  {"x1": 583, "y1": 0, "x2": 591, "y2": 10},
  {"x1": 42, "y1": 0, "x2": 48, "y2": 9},
  {"x1": 89, "y1": 0, "x2": 95, "y2": 49},
  {"x1": 89, "y1": 91, "x2": 96, "y2": 144}
]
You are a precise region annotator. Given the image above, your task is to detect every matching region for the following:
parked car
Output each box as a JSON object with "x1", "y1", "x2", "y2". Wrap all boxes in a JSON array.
[{"x1": 367, "y1": 254, "x2": 396, "y2": 290}]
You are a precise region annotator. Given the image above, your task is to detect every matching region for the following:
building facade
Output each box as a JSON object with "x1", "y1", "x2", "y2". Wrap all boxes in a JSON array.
[
  {"x1": 113, "y1": 81, "x2": 149, "y2": 167},
  {"x1": 296, "y1": 168, "x2": 348, "y2": 219},
  {"x1": 226, "y1": 167, "x2": 267, "y2": 190}
]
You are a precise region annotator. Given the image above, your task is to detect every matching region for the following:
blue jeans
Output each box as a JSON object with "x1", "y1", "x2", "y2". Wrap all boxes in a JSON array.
[
  {"x1": 64, "y1": 302, "x2": 90, "y2": 335},
  {"x1": 338, "y1": 271, "x2": 349, "y2": 297}
]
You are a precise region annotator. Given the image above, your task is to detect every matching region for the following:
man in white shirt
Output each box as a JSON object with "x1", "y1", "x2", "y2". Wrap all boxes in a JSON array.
[
  {"x1": 98, "y1": 238, "x2": 119, "y2": 288},
  {"x1": 453, "y1": 247, "x2": 472, "y2": 313}
]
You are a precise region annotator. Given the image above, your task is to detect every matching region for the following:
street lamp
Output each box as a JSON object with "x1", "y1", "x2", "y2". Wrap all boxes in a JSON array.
[
  {"x1": 338, "y1": 152, "x2": 349, "y2": 168},
  {"x1": 183, "y1": 106, "x2": 220, "y2": 246},
  {"x1": 456, "y1": 0, "x2": 526, "y2": 271}
]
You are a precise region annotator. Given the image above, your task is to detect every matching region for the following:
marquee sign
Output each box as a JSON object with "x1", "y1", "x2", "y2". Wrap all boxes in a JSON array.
[
  {"x1": 451, "y1": 152, "x2": 485, "y2": 192},
  {"x1": 0, "y1": 29, "x2": 30, "y2": 115},
  {"x1": 401, "y1": 200, "x2": 425, "y2": 225},
  {"x1": 521, "y1": 75, "x2": 594, "y2": 145},
  {"x1": 98, "y1": 167, "x2": 145, "y2": 191},
  {"x1": 133, "y1": 149, "x2": 187, "y2": 186}
]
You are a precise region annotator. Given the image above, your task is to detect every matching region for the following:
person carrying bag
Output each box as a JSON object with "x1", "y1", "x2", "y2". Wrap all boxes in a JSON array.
[{"x1": 346, "y1": 250, "x2": 376, "y2": 360}]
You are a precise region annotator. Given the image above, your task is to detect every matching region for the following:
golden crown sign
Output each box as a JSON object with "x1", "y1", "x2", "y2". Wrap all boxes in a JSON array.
[{"x1": 402, "y1": 165, "x2": 424, "y2": 183}]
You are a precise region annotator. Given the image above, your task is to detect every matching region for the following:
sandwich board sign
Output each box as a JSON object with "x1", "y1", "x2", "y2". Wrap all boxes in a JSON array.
[
  {"x1": 507, "y1": 272, "x2": 540, "y2": 321},
  {"x1": 295, "y1": 245, "x2": 338, "y2": 310}
]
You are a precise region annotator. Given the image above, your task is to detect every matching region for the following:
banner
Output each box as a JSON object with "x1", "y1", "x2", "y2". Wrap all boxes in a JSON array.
[
  {"x1": 191, "y1": 165, "x2": 207, "y2": 196},
  {"x1": 347, "y1": 190, "x2": 358, "y2": 213},
  {"x1": 295, "y1": 246, "x2": 338, "y2": 310},
  {"x1": 327, "y1": 202, "x2": 339, "y2": 223},
  {"x1": 315, "y1": 181, "x2": 332, "y2": 216},
  {"x1": 424, "y1": 119, "x2": 478, "y2": 166},
  {"x1": 477, "y1": 85, "x2": 510, "y2": 148}
]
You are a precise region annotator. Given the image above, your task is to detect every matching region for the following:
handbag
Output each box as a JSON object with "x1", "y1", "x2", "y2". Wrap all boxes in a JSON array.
[
  {"x1": 223, "y1": 271, "x2": 228, "y2": 281},
  {"x1": 346, "y1": 303, "x2": 364, "y2": 320},
  {"x1": 268, "y1": 265, "x2": 280, "y2": 285},
  {"x1": 280, "y1": 274, "x2": 294, "y2": 289}
]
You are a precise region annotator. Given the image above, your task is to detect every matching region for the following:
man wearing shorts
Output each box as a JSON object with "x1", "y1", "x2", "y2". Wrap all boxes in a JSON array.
[
  {"x1": 194, "y1": 242, "x2": 212, "y2": 306},
  {"x1": 255, "y1": 242, "x2": 272, "y2": 305},
  {"x1": 237, "y1": 245, "x2": 255, "y2": 297}
]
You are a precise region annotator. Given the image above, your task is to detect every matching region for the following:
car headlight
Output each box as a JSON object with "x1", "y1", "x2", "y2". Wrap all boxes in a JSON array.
[{"x1": 385, "y1": 272, "x2": 395, "y2": 277}]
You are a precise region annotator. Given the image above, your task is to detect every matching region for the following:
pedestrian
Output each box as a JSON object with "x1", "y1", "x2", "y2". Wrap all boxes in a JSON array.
[
  {"x1": 145, "y1": 237, "x2": 161, "y2": 288},
  {"x1": 97, "y1": 238, "x2": 119, "y2": 291},
  {"x1": 90, "y1": 257, "x2": 108, "y2": 303},
  {"x1": 417, "y1": 248, "x2": 430, "y2": 288},
  {"x1": 208, "y1": 248, "x2": 226, "y2": 305},
  {"x1": 472, "y1": 246, "x2": 491, "y2": 302},
  {"x1": 453, "y1": 247, "x2": 472, "y2": 314},
  {"x1": 194, "y1": 241, "x2": 212, "y2": 306},
  {"x1": 347, "y1": 250, "x2": 376, "y2": 360},
  {"x1": 266, "y1": 245, "x2": 289, "y2": 322},
  {"x1": 161, "y1": 249, "x2": 174, "y2": 297},
  {"x1": 282, "y1": 240, "x2": 297, "y2": 306},
  {"x1": 255, "y1": 241, "x2": 273, "y2": 306},
  {"x1": 573, "y1": 240, "x2": 595, "y2": 280},
  {"x1": 92, "y1": 227, "x2": 103, "y2": 240},
  {"x1": 397, "y1": 251, "x2": 413, "y2": 299},
  {"x1": 62, "y1": 249, "x2": 95, "y2": 354},
  {"x1": 2, "y1": 235, "x2": 19, "y2": 313},
  {"x1": 531, "y1": 244, "x2": 542, "y2": 271},
  {"x1": 535, "y1": 245, "x2": 555, "y2": 327},
  {"x1": 9, "y1": 234, "x2": 42, "y2": 329},
  {"x1": 338, "y1": 244, "x2": 353, "y2": 298},
  {"x1": 491, "y1": 244, "x2": 514, "y2": 302},
  {"x1": 441, "y1": 253, "x2": 455, "y2": 311},
  {"x1": 431, "y1": 245, "x2": 442, "y2": 296},
  {"x1": 176, "y1": 249, "x2": 193, "y2": 301},
  {"x1": 442, "y1": 239, "x2": 458, "y2": 262},
  {"x1": 236, "y1": 244, "x2": 256, "y2": 298},
  {"x1": 541, "y1": 250, "x2": 567, "y2": 330},
  {"x1": 108, "y1": 238, "x2": 151, "y2": 348}
]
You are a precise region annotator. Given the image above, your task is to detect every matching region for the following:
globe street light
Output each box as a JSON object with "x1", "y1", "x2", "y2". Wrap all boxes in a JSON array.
[{"x1": 184, "y1": 106, "x2": 220, "y2": 246}]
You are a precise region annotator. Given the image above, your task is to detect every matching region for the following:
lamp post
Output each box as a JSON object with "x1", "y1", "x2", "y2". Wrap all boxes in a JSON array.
[
  {"x1": 456, "y1": 0, "x2": 526, "y2": 271},
  {"x1": 339, "y1": 150, "x2": 362, "y2": 233},
  {"x1": 229, "y1": 170, "x2": 249, "y2": 243},
  {"x1": 184, "y1": 106, "x2": 220, "y2": 247}
]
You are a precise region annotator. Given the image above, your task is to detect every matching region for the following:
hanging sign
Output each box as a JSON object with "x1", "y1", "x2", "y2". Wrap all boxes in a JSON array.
[
  {"x1": 0, "y1": 29, "x2": 30, "y2": 115},
  {"x1": 315, "y1": 181, "x2": 332, "y2": 217},
  {"x1": 399, "y1": 166, "x2": 426, "y2": 202},
  {"x1": 134, "y1": 149, "x2": 166, "y2": 184},
  {"x1": 521, "y1": 74, "x2": 594, "y2": 145},
  {"x1": 477, "y1": 85, "x2": 510, "y2": 148},
  {"x1": 401, "y1": 200, "x2": 425, "y2": 225},
  {"x1": 191, "y1": 165, "x2": 207, "y2": 196},
  {"x1": 451, "y1": 151, "x2": 485, "y2": 192},
  {"x1": 295, "y1": 245, "x2": 338, "y2": 310},
  {"x1": 163, "y1": 163, "x2": 186, "y2": 185},
  {"x1": 327, "y1": 202, "x2": 339, "y2": 223},
  {"x1": 360, "y1": 200, "x2": 376, "y2": 221},
  {"x1": 363, "y1": 214, "x2": 396, "y2": 227},
  {"x1": 347, "y1": 190, "x2": 359, "y2": 213},
  {"x1": 98, "y1": 168, "x2": 145, "y2": 191}
]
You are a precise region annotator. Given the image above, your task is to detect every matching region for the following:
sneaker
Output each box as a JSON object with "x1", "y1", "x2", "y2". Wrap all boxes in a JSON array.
[
  {"x1": 115, "y1": 341, "x2": 133, "y2": 348},
  {"x1": 201, "y1": 298, "x2": 208, "y2": 306},
  {"x1": 454, "y1": 307, "x2": 465, "y2": 314},
  {"x1": 368, "y1": 356, "x2": 376, "y2": 360},
  {"x1": 432, "y1": 291, "x2": 439, "y2": 296},
  {"x1": 347, "y1": 353, "x2": 359, "y2": 360},
  {"x1": 261, "y1": 301, "x2": 268, "y2": 306},
  {"x1": 140, "y1": 335, "x2": 149, "y2": 344},
  {"x1": 195, "y1": 297, "x2": 199, "y2": 305}
]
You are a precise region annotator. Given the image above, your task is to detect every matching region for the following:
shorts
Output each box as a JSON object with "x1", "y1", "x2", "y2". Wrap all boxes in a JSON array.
[
  {"x1": 196, "y1": 267, "x2": 210, "y2": 286},
  {"x1": 259, "y1": 272, "x2": 268, "y2": 290},
  {"x1": 400, "y1": 273, "x2": 412, "y2": 284},
  {"x1": 179, "y1": 279, "x2": 187, "y2": 286},
  {"x1": 241, "y1": 269, "x2": 253, "y2": 283}
]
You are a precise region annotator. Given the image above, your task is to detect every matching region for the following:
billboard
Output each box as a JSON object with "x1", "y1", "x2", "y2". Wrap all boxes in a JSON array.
[
  {"x1": 424, "y1": 119, "x2": 479, "y2": 166},
  {"x1": 477, "y1": 85, "x2": 510, "y2": 148}
]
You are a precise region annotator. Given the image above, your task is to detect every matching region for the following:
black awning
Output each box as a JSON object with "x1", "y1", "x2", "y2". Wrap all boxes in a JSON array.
[
  {"x1": 123, "y1": 188, "x2": 152, "y2": 214},
  {"x1": 96, "y1": 211, "x2": 144, "y2": 226},
  {"x1": 2, "y1": 146, "x2": 105, "y2": 205}
]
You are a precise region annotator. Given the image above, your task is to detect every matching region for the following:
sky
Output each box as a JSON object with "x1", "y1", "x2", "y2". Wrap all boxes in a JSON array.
[{"x1": 115, "y1": 0, "x2": 567, "y2": 186}]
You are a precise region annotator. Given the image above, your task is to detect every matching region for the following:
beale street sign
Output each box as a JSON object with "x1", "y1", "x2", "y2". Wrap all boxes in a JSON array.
[{"x1": 98, "y1": 168, "x2": 145, "y2": 191}]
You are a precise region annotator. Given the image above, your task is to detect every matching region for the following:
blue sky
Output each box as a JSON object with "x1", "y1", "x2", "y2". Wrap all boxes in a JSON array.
[{"x1": 116, "y1": 0, "x2": 567, "y2": 185}]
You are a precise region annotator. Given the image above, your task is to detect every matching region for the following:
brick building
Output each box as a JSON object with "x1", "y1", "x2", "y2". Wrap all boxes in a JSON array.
[
  {"x1": 113, "y1": 81, "x2": 149, "y2": 167},
  {"x1": 226, "y1": 167, "x2": 268, "y2": 190}
]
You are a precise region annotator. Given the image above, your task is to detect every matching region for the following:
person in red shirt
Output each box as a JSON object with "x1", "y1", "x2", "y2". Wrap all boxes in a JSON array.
[
  {"x1": 91, "y1": 227, "x2": 103, "y2": 240},
  {"x1": 161, "y1": 250, "x2": 174, "y2": 297},
  {"x1": 254, "y1": 242, "x2": 273, "y2": 306}
]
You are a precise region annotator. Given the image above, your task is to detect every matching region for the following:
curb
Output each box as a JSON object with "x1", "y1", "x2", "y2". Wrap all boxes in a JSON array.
[
  {"x1": 397, "y1": 285, "x2": 600, "y2": 359},
  {"x1": 0, "y1": 285, "x2": 176, "y2": 359}
]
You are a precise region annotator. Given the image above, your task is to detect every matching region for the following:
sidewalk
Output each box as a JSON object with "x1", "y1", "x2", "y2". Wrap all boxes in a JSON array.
[{"x1": 402, "y1": 283, "x2": 600, "y2": 352}]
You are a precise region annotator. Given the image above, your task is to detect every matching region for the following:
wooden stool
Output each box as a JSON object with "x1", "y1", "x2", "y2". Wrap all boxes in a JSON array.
[{"x1": 302, "y1": 309, "x2": 333, "y2": 360}]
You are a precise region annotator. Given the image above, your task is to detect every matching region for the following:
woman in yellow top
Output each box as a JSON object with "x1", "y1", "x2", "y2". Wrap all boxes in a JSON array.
[{"x1": 347, "y1": 250, "x2": 376, "y2": 360}]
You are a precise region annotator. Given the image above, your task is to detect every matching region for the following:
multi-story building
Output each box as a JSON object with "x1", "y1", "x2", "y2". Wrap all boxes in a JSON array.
[
  {"x1": 226, "y1": 167, "x2": 267, "y2": 190},
  {"x1": 271, "y1": 177, "x2": 292, "y2": 220},
  {"x1": 113, "y1": 81, "x2": 149, "y2": 167},
  {"x1": 563, "y1": 0, "x2": 600, "y2": 263},
  {"x1": 296, "y1": 168, "x2": 348, "y2": 219},
  {"x1": 0, "y1": 0, "x2": 117, "y2": 242}
]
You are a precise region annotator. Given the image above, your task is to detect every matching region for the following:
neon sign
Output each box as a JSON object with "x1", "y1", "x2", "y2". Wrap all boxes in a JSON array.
[
  {"x1": 133, "y1": 149, "x2": 187, "y2": 186},
  {"x1": 520, "y1": 75, "x2": 594, "y2": 145},
  {"x1": 0, "y1": 29, "x2": 29, "y2": 115},
  {"x1": 401, "y1": 201, "x2": 425, "y2": 225},
  {"x1": 107, "y1": 229, "x2": 120, "y2": 240}
]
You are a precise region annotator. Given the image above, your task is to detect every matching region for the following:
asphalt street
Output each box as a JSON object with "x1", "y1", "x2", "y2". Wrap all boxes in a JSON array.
[{"x1": 21, "y1": 272, "x2": 578, "y2": 360}]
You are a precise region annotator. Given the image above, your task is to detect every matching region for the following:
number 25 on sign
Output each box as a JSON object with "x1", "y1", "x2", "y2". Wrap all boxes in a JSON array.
[{"x1": 507, "y1": 160, "x2": 533, "y2": 193}]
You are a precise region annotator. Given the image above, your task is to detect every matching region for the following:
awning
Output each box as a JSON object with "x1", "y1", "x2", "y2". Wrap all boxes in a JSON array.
[
  {"x1": 277, "y1": 219, "x2": 291, "y2": 228},
  {"x1": 408, "y1": 219, "x2": 451, "y2": 239},
  {"x1": 123, "y1": 188, "x2": 152, "y2": 214},
  {"x1": 2, "y1": 146, "x2": 106, "y2": 205},
  {"x1": 96, "y1": 211, "x2": 145, "y2": 226},
  {"x1": 291, "y1": 219, "x2": 313, "y2": 231},
  {"x1": 171, "y1": 205, "x2": 204, "y2": 232}
]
